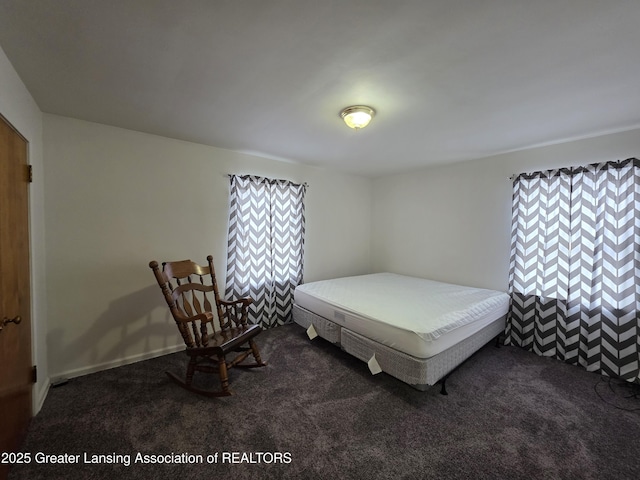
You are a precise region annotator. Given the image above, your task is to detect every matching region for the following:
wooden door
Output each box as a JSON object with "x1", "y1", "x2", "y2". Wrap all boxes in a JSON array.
[{"x1": 0, "y1": 114, "x2": 32, "y2": 480}]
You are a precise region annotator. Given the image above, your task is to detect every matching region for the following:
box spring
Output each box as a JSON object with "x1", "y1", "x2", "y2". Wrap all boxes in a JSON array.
[{"x1": 293, "y1": 303, "x2": 505, "y2": 390}]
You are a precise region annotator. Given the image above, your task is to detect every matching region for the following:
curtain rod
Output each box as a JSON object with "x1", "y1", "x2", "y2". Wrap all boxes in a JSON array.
[
  {"x1": 225, "y1": 173, "x2": 309, "y2": 187},
  {"x1": 508, "y1": 158, "x2": 639, "y2": 182}
]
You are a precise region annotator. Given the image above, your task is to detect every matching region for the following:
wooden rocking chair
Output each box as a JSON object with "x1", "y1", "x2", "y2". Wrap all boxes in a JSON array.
[{"x1": 149, "y1": 255, "x2": 266, "y2": 397}]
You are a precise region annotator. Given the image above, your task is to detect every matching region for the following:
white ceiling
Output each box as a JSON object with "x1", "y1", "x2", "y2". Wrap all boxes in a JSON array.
[{"x1": 1, "y1": 0, "x2": 640, "y2": 177}]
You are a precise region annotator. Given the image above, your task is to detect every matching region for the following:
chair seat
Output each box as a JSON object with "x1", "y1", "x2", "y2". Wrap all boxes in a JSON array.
[{"x1": 191, "y1": 324, "x2": 262, "y2": 355}]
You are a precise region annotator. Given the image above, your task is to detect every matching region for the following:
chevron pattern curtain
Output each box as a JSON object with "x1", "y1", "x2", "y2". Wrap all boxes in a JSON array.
[
  {"x1": 225, "y1": 175, "x2": 306, "y2": 328},
  {"x1": 506, "y1": 158, "x2": 640, "y2": 383}
]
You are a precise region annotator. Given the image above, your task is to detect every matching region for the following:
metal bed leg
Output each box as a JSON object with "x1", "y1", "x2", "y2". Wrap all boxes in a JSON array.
[
  {"x1": 439, "y1": 375, "x2": 448, "y2": 395},
  {"x1": 439, "y1": 334, "x2": 503, "y2": 396}
]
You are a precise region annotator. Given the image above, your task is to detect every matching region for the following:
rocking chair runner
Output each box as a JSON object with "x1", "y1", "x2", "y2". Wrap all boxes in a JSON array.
[{"x1": 149, "y1": 255, "x2": 266, "y2": 397}]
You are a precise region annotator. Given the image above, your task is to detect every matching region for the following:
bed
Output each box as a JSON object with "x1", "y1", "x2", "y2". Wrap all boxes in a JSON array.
[{"x1": 292, "y1": 273, "x2": 509, "y2": 392}]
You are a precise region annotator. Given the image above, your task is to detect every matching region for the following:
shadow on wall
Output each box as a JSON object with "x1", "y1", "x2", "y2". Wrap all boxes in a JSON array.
[{"x1": 47, "y1": 283, "x2": 181, "y2": 380}]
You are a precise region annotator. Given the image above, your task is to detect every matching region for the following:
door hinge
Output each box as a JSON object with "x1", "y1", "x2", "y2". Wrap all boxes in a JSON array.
[
  {"x1": 27, "y1": 164, "x2": 33, "y2": 183},
  {"x1": 32, "y1": 365, "x2": 37, "y2": 383}
]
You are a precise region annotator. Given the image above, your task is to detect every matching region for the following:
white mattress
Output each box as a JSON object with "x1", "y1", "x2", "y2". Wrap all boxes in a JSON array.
[{"x1": 294, "y1": 273, "x2": 509, "y2": 358}]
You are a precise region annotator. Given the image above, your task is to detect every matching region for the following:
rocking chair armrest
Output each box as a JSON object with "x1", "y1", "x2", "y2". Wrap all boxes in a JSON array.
[
  {"x1": 219, "y1": 298, "x2": 253, "y2": 308},
  {"x1": 175, "y1": 311, "x2": 214, "y2": 324},
  {"x1": 218, "y1": 298, "x2": 253, "y2": 328}
]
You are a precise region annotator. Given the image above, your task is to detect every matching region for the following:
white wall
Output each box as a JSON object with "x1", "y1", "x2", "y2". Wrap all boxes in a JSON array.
[
  {"x1": 43, "y1": 114, "x2": 372, "y2": 379},
  {"x1": 372, "y1": 128, "x2": 640, "y2": 292},
  {"x1": 0, "y1": 46, "x2": 49, "y2": 412},
  {"x1": 10, "y1": 33, "x2": 640, "y2": 396}
]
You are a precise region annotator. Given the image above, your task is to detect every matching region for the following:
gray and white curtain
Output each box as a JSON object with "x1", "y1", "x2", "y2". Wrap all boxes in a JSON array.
[
  {"x1": 225, "y1": 175, "x2": 306, "y2": 328},
  {"x1": 506, "y1": 158, "x2": 640, "y2": 383}
]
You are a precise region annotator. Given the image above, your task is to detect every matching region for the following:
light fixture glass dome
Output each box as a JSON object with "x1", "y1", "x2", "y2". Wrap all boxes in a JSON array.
[{"x1": 340, "y1": 105, "x2": 375, "y2": 130}]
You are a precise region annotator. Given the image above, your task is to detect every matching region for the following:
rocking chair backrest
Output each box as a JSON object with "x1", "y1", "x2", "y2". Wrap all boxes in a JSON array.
[{"x1": 149, "y1": 255, "x2": 225, "y2": 349}]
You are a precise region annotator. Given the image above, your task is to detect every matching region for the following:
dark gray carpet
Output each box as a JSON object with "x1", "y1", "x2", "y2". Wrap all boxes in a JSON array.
[{"x1": 9, "y1": 324, "x2": 640, "y2": 480}]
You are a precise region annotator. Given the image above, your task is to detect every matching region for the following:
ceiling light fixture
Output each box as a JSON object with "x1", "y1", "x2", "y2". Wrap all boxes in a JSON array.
[{"x1": 340, "y1": 105, "x2": 375, "y2": 130}]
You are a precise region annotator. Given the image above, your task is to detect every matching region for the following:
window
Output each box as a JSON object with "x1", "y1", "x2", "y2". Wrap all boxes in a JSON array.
[
  {"x1": 225, "y1": 175, "x2": 306, "y2": 328},
  {"x1": 506, "y1": 158, "x2": 640, "y2": 383}
]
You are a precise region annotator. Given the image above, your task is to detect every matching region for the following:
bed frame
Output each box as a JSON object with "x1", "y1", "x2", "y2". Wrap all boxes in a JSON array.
[{"x1": 293, "y1": 303, "x2": 506, "y2": 393}]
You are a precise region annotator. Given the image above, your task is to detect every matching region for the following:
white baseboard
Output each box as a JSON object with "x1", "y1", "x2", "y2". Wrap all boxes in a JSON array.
[
  {"x1": 50, "y1": 344, "x2": 184, "y2": 384},
  {"x1": 33, "y1": 379, "x2": 51, "y2": 415}
]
